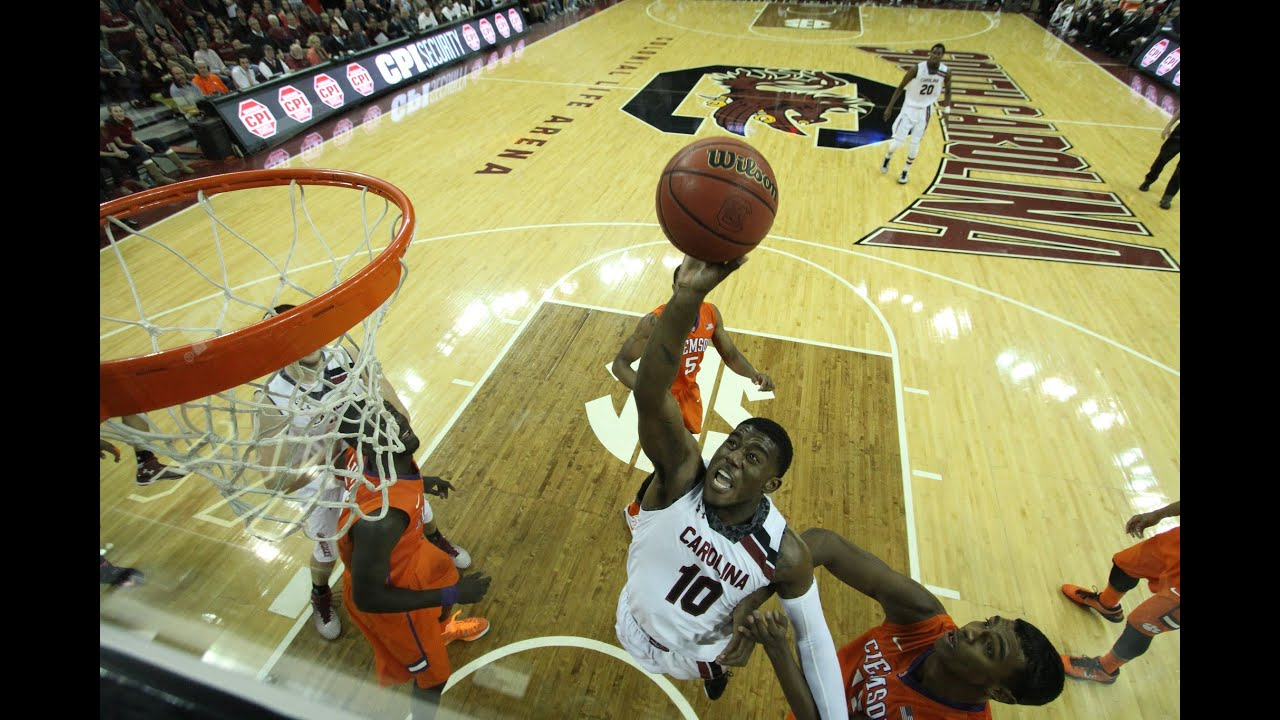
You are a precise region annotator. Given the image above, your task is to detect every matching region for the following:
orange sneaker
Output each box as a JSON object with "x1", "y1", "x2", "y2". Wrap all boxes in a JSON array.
[
  {"x1": 623, "y1": 501, "x2": 640, "y2": 534},
  {"x1": 442, "y1": 610, "x2": 490, "y2": 645},
  {"x1": 1060, "y1": 584, "x2": 1124, "y2": 623},
  {"x1": 1062, "y1": 655, "x2": 1119, "y2": 684}
]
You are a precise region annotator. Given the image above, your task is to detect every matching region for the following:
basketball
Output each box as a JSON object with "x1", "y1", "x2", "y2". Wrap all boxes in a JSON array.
[{"x1": 655, "y1": 137, "x2": 779, "y2": 263}]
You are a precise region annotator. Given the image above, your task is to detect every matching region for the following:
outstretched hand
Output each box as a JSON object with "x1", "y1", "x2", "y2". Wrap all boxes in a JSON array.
[
  {"x1": 1124, "y1": 511, "x2": 1162, "y2": 538},
  {"x1": 422, "y1": 476, "x2": 455, "y2": 498},
  {"x1": 457, "y1": 571, "x2": 492, "y2": 604},
  {"x1": 717, "y1": 625, "x2": 757, "y2": 667},
  {"x1": 740, "y1": 611, "x2": 791, "y2": 651},
  {"x1": 674, "y1": 255, "x2": 747, "y2": 296},
  {"x1": 753, "y1": 372, "x2": 775, "y2": 393}
]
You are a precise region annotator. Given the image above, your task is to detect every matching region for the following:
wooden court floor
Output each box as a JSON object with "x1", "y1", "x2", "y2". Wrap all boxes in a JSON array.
[{"x1": 101, "y1": 2, "x2": 1180, "y2": 719}]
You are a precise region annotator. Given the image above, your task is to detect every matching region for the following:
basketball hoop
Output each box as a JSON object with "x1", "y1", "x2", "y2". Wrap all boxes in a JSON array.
[{"x1": 100, "y1": 169, "x2": 416, "y2": 543}]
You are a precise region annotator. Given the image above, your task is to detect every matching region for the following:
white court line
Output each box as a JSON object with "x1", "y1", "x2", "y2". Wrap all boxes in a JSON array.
[
  {"x1": 1035, "y1": 118, "x2": 1165, "y2": 130},
  {"x1": 1020, "y1": 12, "x2": 1174, "y2": 117},
  {"x1": 913, "y1": 470, "x2": 943, "y2": 481},
  {"x1": 904, "y1": 387, "x2": 929, "y2": 396},
  {"x1": 925, "y1": 584, "x2": 961, "y2": 600},
  {"x1": 452, "y1": 379, "x2": 476, "y2": 387},
  {"x1": 443, "y1": 635, "x2": 698, "y2": 720},
  {"x1": 480, "y1": 76, "x2": 644, "y2": 91},
  {"x1": 774, "y1": 234, "x2": 1180, "y2": 377},
  {"x1": 500, "y1": 318, "x2": 521, "y2": 325},
  {"x1": 547, "y1": 298, "x2": 892, "y2": 356}
]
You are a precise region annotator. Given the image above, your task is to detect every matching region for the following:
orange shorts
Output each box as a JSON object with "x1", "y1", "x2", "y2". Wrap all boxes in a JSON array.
[
  {"x1": 342, "y1": 582, "x2": 453, "y2": 690},
  {"x1": 1114, "y1": 526, "x2": 1180, "y2": 636},
  {"x1": 671, "y1": 382, "x2": 703, "y2": 435}
]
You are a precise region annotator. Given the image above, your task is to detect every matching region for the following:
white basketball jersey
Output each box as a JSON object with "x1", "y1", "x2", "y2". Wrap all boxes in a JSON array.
[
  {"x1": 263, "y1": 347, "x2": 356, "y2": 437},
  {"x1": 624, "y1": 472, "x2": 788, "y2": 661},
  {"x1": 903, "y1": 60, "x2": 948, "y2": 109}
]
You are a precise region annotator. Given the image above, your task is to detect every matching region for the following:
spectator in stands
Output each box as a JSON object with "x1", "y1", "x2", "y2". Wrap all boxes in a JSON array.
[
  {"x1": 284, "y1": 10, "x2": 306, "y2": 37},
  {"x1": 1160, "y1": 3, "x2": 1179, "y2": 37},
  {"x1": 266, "y1": 14, "x2": 297, "y2": 50},
  {"x1": 416, "y1": 0, "x2": 439, "y2": 31},
  {"x1": 210, "y1": 26, "x2": 238, "y2": 64},
  {"x1": 138, "y1": 47, "x2": 174, "y2": 104},
  {"x1": 1105, "y1": 5, "x2": 1158, "y2": 58},
  {"x1": 181, "y1": 14, "x2": 207, "y2": 53},
  {"x1": 157, "y1": 0, "x2": 194, "y2": 37},
  {"x1": 440, "y1": 0, "x2": 468, "y2": 23},
  {"x1": 322, "y1": 21, "x2": 348, "y2": 55},
  {"x1": 258, "y1": 44, "x2": 289, "y2": 78},
  {"x1": 168, "y1": 63, "x2": 206, "y2": 118},
  {"x1": 152, "y1": 22, "x2": 191, "y2": 57},
  {"x1": 135, "y1": 0, "x2": 179, "y2": 40},
  {"x1": 244, "y1": 16, "x2": 274, "y2": 60},
  {"x1": 229, "y1": 51, "x2": 266, "y2": 90},
  {"x1": 103, "y1": 103, "x2": 195, "y2": 182},
  {"x1": 101, "y1": 128, "x2": 147, "y2": 194},
  {"x1": 1048, "y1": 0, "x2": 1075, "y2": 36},
  {"x1": 101, "y1": 1, "x2": 139, "y2": 54},
  {"x1": 472, "y1": 0, "x2": 494, "y2": 12},
  {"x1": 101, "y1": 41, "x2": 145, "y2": 106},
  {"x1": 384, "y1": 6, "x2": 412, "y2": 39},
  {"x1": 521, "y1": 0, "x2": 548, "y2": 24},
  {"x1": 160, "y1": 41, "x2": 198, "y2": 77},
  {"x1": 192, "y1": 34, "x2": 231, "y2": 80},
  {"x1": 285, "y1": 40, "x2": 313, "y2": 70},
  {"x1": 342, "y1": 0, "x2": 365, "y2": 29},
  {"x1": 192, "y1": 59, "x2": 231, "y2": 96},
  {"x1": 1083, "y1": 0, "x2": 1124, "y2": 48},
  {"x1": 299, "y1": 6, "x2": 327, "y2": 35},
  {"x1": 306, "y1": 33, "x2": 331, "y2": 65},
  {"x1": 347, "y1": 20, "x2": 371, "y2": 51}
]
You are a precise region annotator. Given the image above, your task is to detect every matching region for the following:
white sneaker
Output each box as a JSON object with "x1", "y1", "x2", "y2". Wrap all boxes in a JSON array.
[
  {"x1": 898, "y1": 170, "x2": 909, "y2": 185},
  {"x1": 449, "y1": 543, "x2": 472, "y2": 569},
  {"x1": 310, "y1": 588, "x2": 341, "y2": 640},
  {"x1": 880, "y1": 157, "x2": 890, "y2": 175}
]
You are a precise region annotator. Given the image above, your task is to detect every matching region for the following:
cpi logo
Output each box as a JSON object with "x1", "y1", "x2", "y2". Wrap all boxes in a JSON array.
[
  {"x1": 1172, "y1": 70, "x2": 1180, "y2": 87},
  {"x1": 238, "y1": 98, "x2": 277, "y2": 138},
  {"x1": 1155, "y1": 47, "x2": 1179, "y2": 76},
  {"x1": 362, "y1": 105, "x2": 382, "y2": 134},
  {"x1": 278, "y1": 85, "x2": 312, "y2": 122},
  {"x1": 479, "y1": 18, "x2": 496, "y2": 45},
  {"x1": 1140, "y1": 39, "x2": 1169, "y2": 68},
  {"x1": 461, "y1": 23, "x2": 480, "y2": 51},
  {"x1": 265, "y1": 148, "x2": 291, "y2": 169},
  {"x1": 313, "y1": 73, "x2": 345, "y2": 109},
  {"x1": 346, "y1": 62, "x2": 375, "y2": 96},
  {"x1": 508, "y1": 8, "x2": 523, "y2": 33},
  {"x1": 495, "y1": 13, "x2": 510, "y2": 38}
]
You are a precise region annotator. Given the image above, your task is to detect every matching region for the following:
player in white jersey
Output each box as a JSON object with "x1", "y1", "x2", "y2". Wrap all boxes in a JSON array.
[
  {"x1": 881, "y1": 43, "x2": 952, "y2": 185},
  {"x1": 253, "y1": 304, "x2": 472, "y2": 641},
  {"x1": 616, "y1": 256, "x2": 847, "y2": 717}
]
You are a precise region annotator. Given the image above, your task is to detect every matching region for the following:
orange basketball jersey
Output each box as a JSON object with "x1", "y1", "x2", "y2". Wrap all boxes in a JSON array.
[
  {"x1": 787, "y1": 614, "x2": 991, "y2": 720},
  {"x1": 652, "y1": 302, "x2": 718, "y2": 391},
  {"x1": 336, "y1": 448, "x2": 460, "y2": 593}
]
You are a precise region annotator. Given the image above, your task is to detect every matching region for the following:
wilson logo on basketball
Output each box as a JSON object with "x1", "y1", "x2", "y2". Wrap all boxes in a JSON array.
[
  {"x1": 238, "y1": 98, "x2": 277, "y2": 138},
  {"x1": 624, "y1": 65, "x2": 895, "y2": 150},
  {"x1": 706, "y1": 150, "x2": 778, "y2": 202},
  {"x1": 346, "y1": 63, "x2": 375, "y2": 96},
  {"x1": 314, "y1": 74, "x2": 345, "y2": 109},
  {"x1": 279, "y1": 86, "x2": 312, "y2": 122}
]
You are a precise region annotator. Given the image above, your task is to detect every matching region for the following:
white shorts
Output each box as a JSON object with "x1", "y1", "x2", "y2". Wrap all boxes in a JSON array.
[
  {"x1": 891, "y1": 105, "x2": 932, "y2": 143},
  {"x1": 615, "y1": 587, "x2": 724, "y2": 681},
  {"x1": 290, "y1": 473, "x2": 344, "y2": 563}
]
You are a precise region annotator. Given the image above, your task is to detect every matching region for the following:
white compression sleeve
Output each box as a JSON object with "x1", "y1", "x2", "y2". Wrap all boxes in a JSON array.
[{"x1": 779, "y1": 579, "x2": 846, "y2": 720}]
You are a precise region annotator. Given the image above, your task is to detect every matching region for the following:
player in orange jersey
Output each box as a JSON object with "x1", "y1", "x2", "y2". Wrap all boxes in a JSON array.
[
  {"x1": 335, "y1": 402, "x2": 492, "y2": 720},
  {"x1": 726, "y1": 528, "x2": 1065, "y2": 719},
  {"x1": 1059, "y1": 500, "x2": 1180, "y2": 684},
  {"x1": 615, "y1": 265, "x2": 774, "y2": 532}
]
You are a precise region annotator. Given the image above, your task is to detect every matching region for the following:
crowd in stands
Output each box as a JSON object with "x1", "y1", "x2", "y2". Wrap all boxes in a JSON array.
[
  {"x1": 101, "y1": 0, "x2": 593, "y2": 199},
  {"x1": 1045, "y1": 0, "x2": 1179, "y2": 58}
]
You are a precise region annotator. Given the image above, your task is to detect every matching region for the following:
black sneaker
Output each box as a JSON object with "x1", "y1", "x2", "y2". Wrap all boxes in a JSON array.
[
  {"x1": 136, "y1": 456, "x2": 187, "y2": 486},
  {"x1": 703, "y1": 671, "x2": 730, "y2": 701},
  {"x1": 1138, "y1": 181, "x2": 1151, "y2": 192},
  {"x1": 101, "y1": 560, "x2": 145, "y2": 587},
  {"x1": 1159, "y1": 195, "x2": 1172, "y2": 210}
]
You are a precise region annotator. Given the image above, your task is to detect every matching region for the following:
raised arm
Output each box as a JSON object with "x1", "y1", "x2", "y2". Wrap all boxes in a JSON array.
[
  {"x1": 611, "y1": 313, "x2": 657, "y2": 391},
  {"x1": 802, "y1": 527, "x2": 944, "y2": 626},
  {"x1": 635, "y1": 257, "x2": 741, "y2": 507},
  {"x1": 709, "y1": 306, "x2": 773, "y2": 392},
  {"x1": 771, "y1": 528, "x2": 847, "y2": 720}
]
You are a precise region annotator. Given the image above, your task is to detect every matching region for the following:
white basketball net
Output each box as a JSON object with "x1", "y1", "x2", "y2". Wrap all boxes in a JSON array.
[{"x1": 100, "y1": 179, "x2": 412, "y2": 543}]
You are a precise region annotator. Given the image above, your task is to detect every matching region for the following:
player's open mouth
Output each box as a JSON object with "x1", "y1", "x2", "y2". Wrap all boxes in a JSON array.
[{"x1": 711, "y1": 468, "x2": 733, "y2": 492}]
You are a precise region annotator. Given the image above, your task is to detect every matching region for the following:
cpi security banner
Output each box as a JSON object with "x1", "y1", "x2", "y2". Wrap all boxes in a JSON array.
[{"x1": 206, "y1": 4, "x2": 529, "y2": 154}]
